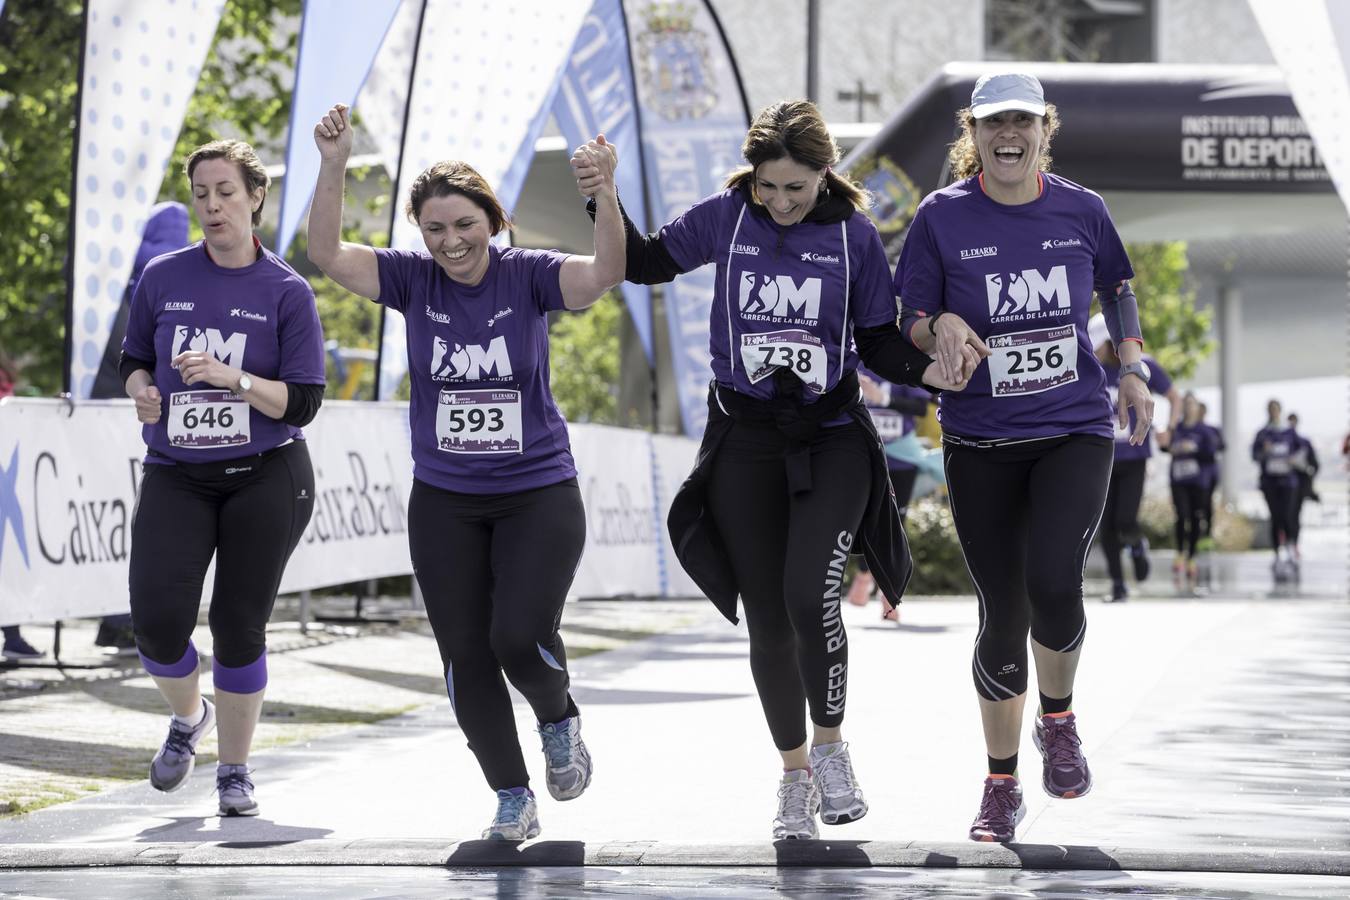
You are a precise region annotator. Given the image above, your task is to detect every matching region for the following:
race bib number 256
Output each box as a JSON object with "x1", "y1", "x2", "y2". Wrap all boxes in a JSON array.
[{"x1": 987, "y1": 324, "x2": 1078, "y2": 398}]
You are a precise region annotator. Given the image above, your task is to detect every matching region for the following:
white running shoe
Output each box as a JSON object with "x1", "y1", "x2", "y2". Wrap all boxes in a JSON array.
[
  {"x1": 772, "y1": 769, "x2": 819, "y2": 840},
  {"x1": 216, "y1": 764, "x2": 259, "y2": 817},
  {"x1": 810, "y1": 741, "x2": 868, "y2": 825},
  {"x1": 482, "y1": 788, "x2": 541, "y2": 841},
  {"x1": 149, "y1": 699, "x2": 216, "y2": 792},
  {"x1": 538, "y1": 715, "x2": 593, "y2": 801}
]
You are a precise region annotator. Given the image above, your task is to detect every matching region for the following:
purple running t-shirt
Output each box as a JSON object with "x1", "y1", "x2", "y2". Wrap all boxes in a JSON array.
[
  {"x1": 375, "y1": 244, "x2": 577, "y2": 494},
  {"x1": 1252, "y1": 425, "x2": 1300, "y2": 488},
  {"x1": 1103, "y1": 354, "x2": 1172, "y2": 462},
  {"x1": 123, "y1": 242, "x2": 326, "y2": 464},
  {"x1": 896, "y1": 173, "x2": 1133, "y2": 439},
  {"x1": 1167, "y1": 422, "x2": 1218, "y2": 486},
  {"x1": 658, "y1": 189, "x2": 897, "y2": 402},
  {"x1": 1199, "y1": 423, "x2": 1224, "y2": 490}
]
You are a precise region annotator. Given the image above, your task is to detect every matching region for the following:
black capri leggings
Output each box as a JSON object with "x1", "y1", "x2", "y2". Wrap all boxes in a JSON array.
[
  {"x1": 130, "y1": 441, "x2": 315, "y2": 674},
  {"x1": 707, "y1": 420, "x2": 871, "y2": 752},
  {"x1": 1099, "y1": 457, "x2": 1146, "y2": 586},
  {"x1": 409, "y1": 476, "x2": 586, "y2": 792},
  {"x1": 943, "y1": 434, "x2": 1113, "y2": 701},
  {"x1": 1261, "y1": 480, "x2": 1298, "y2": 550},
  {"x1": 1171, "y1": 482, "x2": 1207, "y2": 560}
]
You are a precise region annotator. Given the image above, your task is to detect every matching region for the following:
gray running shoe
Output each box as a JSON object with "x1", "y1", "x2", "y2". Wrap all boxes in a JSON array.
[
  {"x1": 772, "y1": 770, "x2": 819, "y2": 840},
  {"x1": 1033, "y1": 712, "x2": 1093, "y2": 798},
  {"x1": 482, "y1": 788, "x2": 541, "y2": 841},
  {"x1": 969, "y1": 775, "x2": 1025, "y2": 842},
  {"x1": 538, "y1": 715, "x2": 592, "y2": 801},
  {"x1": 216, "y1": 764, "x2": 259, "y2": 817},
  {"x1": 149, "y1": 699, "x2": 216, "y2": 792},
  {"x1": 809, "y1": 741, "x2": 868, "y2": 825}
]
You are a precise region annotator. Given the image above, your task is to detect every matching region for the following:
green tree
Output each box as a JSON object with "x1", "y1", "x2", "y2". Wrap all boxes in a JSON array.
[
  {"x1": 548, "y1": 292, "x2": 624, "y2": 425},
  {"x1": 0, "y1": 0, "x2": 83, "y2": 393},
  {"x1": 1123, "y1": 241, "x2": 1214, "y2": 382}
]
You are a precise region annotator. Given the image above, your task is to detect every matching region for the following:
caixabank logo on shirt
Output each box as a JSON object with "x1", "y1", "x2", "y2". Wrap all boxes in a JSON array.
[
  {"x1": 171, "y1": 327, "x2": 247, "y2": 367},
  {"x1": 985, "y1": 265, "x2": 1071, "y2": 321},
  {"x1": 738, "y1": 272, "x2": 822, "y2": 323},
  {"x1": 430, "y1": 335, "x2": 513, "y2": 382}
]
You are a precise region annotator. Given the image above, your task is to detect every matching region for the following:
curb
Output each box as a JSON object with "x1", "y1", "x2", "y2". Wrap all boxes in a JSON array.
[{"x1": 1, "y1": 841, "x2": 1346, "y2": 875}]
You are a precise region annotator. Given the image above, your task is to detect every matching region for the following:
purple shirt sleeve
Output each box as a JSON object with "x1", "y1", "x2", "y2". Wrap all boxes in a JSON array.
[
  {"x1": 850, "y1": 218, "x2": 899, "y2": 329},
  {"x1": 1091, "y1": 195, "x2": 1134, "y2": 292},
  {"x1": 657, "y1": 191, "x2": 729, "y2": 273},
  {"x1": 895, "y1": 205, "x2": 943, "y2": 316},
  {"x1": 518, "y1": 248, "x2": 569, "y2": 314},
  {"x1": 375, "y1": 247, "x2": 428, "y2": 315},
  {"x1": 1145, "y1": 355, "x2": 1172, "y2": 395},
  {"x1": 276, "y1": 279, "x2": 327, "y2": 384}
]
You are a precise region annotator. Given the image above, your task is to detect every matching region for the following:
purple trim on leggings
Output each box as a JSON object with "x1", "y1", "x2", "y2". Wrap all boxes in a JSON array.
[
  {"x1": 139, "y1": 640, "x2": 199, "y2": 679},
  {"x1": 212, "y1": 651, "x2": 268, "y2": 694}
]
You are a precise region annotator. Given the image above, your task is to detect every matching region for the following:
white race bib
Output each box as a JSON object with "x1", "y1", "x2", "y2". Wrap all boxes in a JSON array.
[
  {"x1": 436, "y1": 389, "x2": 523, "y2": 454},
  {"x1": 870, "y1": 408, "x2": 907, "y2": 442},
  {"x1": 1172, "y1": 458, "x2": 1201, "y2": 480},
  {"x1": 740, "y1": 329, "x2": 828, "y2": 393},
  {"x1": 167, "y1": 390, "x2": 250, "y2": 449},
  {"x1": 987, "y1": 324, "x2": 1078, "y2": 397}
]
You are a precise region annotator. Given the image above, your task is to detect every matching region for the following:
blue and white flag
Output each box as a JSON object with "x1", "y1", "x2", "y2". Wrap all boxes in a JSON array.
[
  {"x1": 375, "y1": 0, "x2": 590, "y2": 400},
  {"x1": 68, "y1": 0, "x2": 225, "y2": 398},
  {"x1": 275, "y1": 0, "x2": 402, "y2": 258},
  {"x1": 552, "y1": 0, "x2": 655, "y2": 362},
  {"x1": 622, "y1": 0, "x2": 750, "y2": 434}
]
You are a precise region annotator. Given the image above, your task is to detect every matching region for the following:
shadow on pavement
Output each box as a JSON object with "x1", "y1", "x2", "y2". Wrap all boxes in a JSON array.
[
  {"x1": 569, "y1": 684, "x2": 750, "y2": 705},
  {"x1": 302, "y1": 661, "x2": 446, "y2": 696},
  {"x1": 135, "y1": 817, "x2": 332, "y2": 844},
  {"x1": 444, "y1": 839, "x2": 586, "y2": 867}
]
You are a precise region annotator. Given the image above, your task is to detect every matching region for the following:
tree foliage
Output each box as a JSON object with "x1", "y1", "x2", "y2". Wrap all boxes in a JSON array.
[
  {"x1": 1121, "y1": 241, "x2": 1214, "y2": 382},
  {"x1": 548, "y1": 292, "x2": 624, "y2": 426}
]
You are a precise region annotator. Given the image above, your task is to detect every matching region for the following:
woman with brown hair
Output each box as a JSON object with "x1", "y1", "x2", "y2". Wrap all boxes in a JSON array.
[
  {"x1": 578, "y1": 99, "x2": 973, "y2": 839},
  {"x1": 309, "y1": 104, "x2": 624, "y2": 841},
  {"x1": 897, "y1": 72, "x2": 1154, "y2": 842}
]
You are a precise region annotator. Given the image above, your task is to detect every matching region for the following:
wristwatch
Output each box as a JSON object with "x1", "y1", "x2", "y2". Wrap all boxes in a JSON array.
[
  {"x1": 1119, "y1": 361, "x2": 1150, "y2": 383},
  {"x1": 237, "y1": 372, "x2": 253, "y2": 394}
]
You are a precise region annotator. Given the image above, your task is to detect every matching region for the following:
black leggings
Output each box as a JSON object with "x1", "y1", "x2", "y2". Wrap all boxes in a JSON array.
[
  {"x1": 944, "y1": 434, "x2": 1113, "y2": 701},
  {"x1": 707, "y1": 420, "x2": 871, "y2": 751},
  {"x1": 1099, "y1": 457, "x2": 1146, "y2": 585},
  {"x1": 1261, "y1": 481, "x2": 1298, "y2": 551},
  {"x1": 1171, "y1": 482, "x2": 1207, "y2": 560},
  {"x1": 130, "y1": 442, "x2": 314, "y2": 682},
  {"x1": 409, "y1": 477, "x2": 586, "y2": 791}
]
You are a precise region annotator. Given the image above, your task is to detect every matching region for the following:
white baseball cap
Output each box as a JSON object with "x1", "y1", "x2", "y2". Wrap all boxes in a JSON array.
[{"x1": 970, "y1": 72, "x2": 1047, "y2": 119}]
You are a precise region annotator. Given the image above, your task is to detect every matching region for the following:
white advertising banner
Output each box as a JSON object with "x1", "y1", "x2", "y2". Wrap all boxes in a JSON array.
[
  {"x1": 69, "y1": 0, "x2": 225, "y2": 398},
  {"x1": 569, "y1": 424, "x2": 664, "y2": 598},
  {"x1": 0, "y1": 399, "x2": 414, "y2": 627},
  {"x1": 0, "y1": 399, "x2": 700, "y2": 625}
]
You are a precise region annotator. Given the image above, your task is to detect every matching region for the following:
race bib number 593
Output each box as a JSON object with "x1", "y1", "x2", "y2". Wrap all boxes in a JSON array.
[
  {"x1": 987, "y1": 324, "x2": 1078, "y2": 397},
  {"x1": 436, "y1": 389, "x2": 523, "y2": 454}
]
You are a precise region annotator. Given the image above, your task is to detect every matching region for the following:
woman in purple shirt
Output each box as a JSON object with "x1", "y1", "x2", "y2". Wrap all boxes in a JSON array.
[
  {"x1": 122, "y1": 140, "x2": 326, "y2": 818},
  {"x1": 308, "y1": 104, "x2": 623, "y2": 841},
  {"x1": 1159, "y1": 393, "x2": 1218, "y2": 586},
  {"x1": 579, "y1": 99, "x2": 971, "y2": 840},
  {"x1": 1252, "y1": 399, "x2": 1301, "y2": 580},
  {"x1": 896, "y1": 73, "x2": 1153, "y2": 842}
]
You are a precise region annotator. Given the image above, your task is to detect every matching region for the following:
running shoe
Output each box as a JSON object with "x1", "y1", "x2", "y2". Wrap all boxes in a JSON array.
[
  {"x1": 1, "y1": 633, "x2": 45, "y2": 661},
  {"x1": 538, "y1": 715, "x2": 592, "y2": 801},
  {"x1": 216, "y1": 764, "x2": 259, "y2": 817},
  {"x1": 772, "y1": 769, "x2": 819, "y2": 840},
  {"x1": 809, "y1": 741, "x2": 868, "y2": 825},
  {"x1": 482, "y1": 788, "x2": 540, "y2": 841},
  {"x1": 1104, "y1": 581, "x2": 1128, "y2": 603},
  {"x1": 1129, "y1": 538, "x2": 1151, "y2": 582},
  {"x1": 969, "y1": 775, "x2": 1025, "y2": 842},
  {"x1": 1032, "y1": 712, "x2": 1092, "y2": 799},
  {"x1": 149, "y1": 699, "x2": 216, "y2": 792}
]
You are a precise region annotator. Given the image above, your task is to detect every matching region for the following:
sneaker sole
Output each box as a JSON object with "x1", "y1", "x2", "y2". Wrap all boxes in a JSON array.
[
  {"x1": 484, "y1": 825, "x2": 541, "y2": 841},
  {"x1": 820, "y1": 803, "x2": 868, "y2": 825},
  {"x1": 546, "y1": 768, "x2": 592, "y2": 802},
  {"x1": 149, "y1": 762, "x2": 194, "y2": 794},
  {"x1": 219, "y1": 805, "x2": 260, "y2": 817}
]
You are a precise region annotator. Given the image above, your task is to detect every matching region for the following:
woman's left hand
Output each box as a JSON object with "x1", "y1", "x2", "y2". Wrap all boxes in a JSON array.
[
  {"x1": 571, "y1": 134, "x2": 618, "y2": 199},
  {"x1": 172, "y1": 351, "x2": 239, "y2": 391},
  {"x1": 921, "y1": 344, "x2": 979, "y2": 392},
  {"x1": 1118, "y1": 372, "x2": 1155, "y2": 446}
]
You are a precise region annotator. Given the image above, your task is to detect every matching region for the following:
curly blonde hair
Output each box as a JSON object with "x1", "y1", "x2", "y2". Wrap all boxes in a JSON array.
[{"x1": 946, "y1": 104, "x2": 1061, "y2": 182}]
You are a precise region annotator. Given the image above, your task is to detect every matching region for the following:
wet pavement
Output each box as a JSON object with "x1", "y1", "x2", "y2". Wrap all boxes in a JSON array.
[{"x1": 0, "y1": 533, "x2": 1345, "y2": 898}]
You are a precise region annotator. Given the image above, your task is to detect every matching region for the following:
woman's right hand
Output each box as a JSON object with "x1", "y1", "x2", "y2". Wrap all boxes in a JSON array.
[
  {"x1": 314, "y1": 104, "x2": 353, "y2": 161},
  {"x1": 133, "y1": 384, "x2": 162, "y2": 424},
  {"x1": 933, "y1": 313, "x2": 990, "y2": 385},
  {"x1": 572, "y1": 134, "x2": 618, "y2": 200},
  {"x1": 921, "y1": 344, "x2": 980, "y2": 393}
]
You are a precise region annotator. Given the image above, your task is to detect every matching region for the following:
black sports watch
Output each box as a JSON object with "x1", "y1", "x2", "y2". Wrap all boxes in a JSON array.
[{"x1": 1119, "y1": 361, "x2": 1150, "y2": 383}]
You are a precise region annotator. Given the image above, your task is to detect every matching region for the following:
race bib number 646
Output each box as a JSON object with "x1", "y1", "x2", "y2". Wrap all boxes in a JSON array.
[{"x1": 167, "y1": 390, "x2": 250, "y2": 449}]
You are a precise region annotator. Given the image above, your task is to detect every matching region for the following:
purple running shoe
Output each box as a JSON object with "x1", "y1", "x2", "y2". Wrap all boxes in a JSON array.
[
  {"x1": 1033, "y1": 711, "x2": 1093, "y2": 799},
  {"x1": 969, "y1": 775, "x2": 1025, "y2": 842}
]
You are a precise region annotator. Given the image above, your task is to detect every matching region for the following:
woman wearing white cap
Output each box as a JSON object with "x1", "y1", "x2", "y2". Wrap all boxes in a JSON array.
[{"x1": 895, "y1": 71, "x2": 1153, "y2": 842}]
